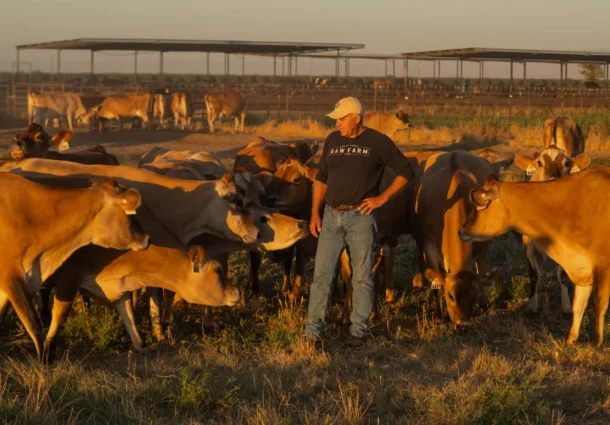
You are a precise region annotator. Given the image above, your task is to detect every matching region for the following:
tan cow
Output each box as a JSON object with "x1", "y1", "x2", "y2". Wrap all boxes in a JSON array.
[
  {"x1": 85, "y1": 92, "x2": 152, "y2": 132},
  {"x1": 543, "y1": 117, "x2": 585, "y2": 157},
  {"x1": 153, "y1": 93, "x2": 170, "y2": 129},
  {"x1": 0, "y1": 175, "x2": 149, "y2": 361},
  {"x1": 1, "y1": 159, "x2": 260, "y2": 245},
  {"x1": 460, "y1": 168, "x2": 610, "y2": 346},
  {"x1": 407, "y1": 150, "x2": 499, "y2": 324},
  {"x1": 28, "y1": 91, "x2": 88, "y2": 131},
  {"x1": 171, "y1": 92, "x2": 193, "y2": 131},
  {"x1": 364, "y1": 110, "x2": 410, "y2": 138},
  {"x1": 234, "y1": 137, "x2": 318, "y2": 173},
  {"x1": 513, "y1": 145, "x2": 591, "y2": 315},
  {"x1": 204, "y1": 90, "x2": 248, "y2": 133}
]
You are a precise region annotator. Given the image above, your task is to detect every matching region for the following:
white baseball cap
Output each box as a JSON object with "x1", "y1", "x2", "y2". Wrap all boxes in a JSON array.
[{"x1": 326, "y1": 97, "x2": 364, "y2": 119}]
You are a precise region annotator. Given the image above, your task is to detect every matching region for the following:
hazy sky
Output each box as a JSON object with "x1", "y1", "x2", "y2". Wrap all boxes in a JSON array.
[{"x1": 1, "y1": 0, "x2": 608, "y2": 79}]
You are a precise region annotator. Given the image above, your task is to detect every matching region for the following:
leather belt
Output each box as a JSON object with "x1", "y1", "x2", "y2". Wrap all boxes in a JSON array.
[{"x1": 329, "y1": 204, "x2": 358, "y2": 212}]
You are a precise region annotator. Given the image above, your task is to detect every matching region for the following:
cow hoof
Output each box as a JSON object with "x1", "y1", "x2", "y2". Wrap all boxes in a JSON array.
[
  {"x1": 385, "y1": 289, "x2": 396, "y2": 303},
  {"x1": 412, "y1": 273, "x2": 424, "y2": 290},
  {"x1": 288, "y1": 292, "x2": 300, "y2": 304}
]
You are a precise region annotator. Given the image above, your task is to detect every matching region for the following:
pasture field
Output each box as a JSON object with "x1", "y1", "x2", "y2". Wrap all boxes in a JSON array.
[{"x1": 1, "y1": 114, "x2": 610, "y2": 425}]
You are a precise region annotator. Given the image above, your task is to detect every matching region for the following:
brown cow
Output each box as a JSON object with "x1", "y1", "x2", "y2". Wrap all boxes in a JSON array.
[
  {"x1": 0, "y1": 175, "x2": 149, "y2": 361},
  {"x1": 543, "y1": 117, "x2": 585, "y2": 157},
  {"x1": 364, "y1": 110, "x2": 410, "y2": 138},
  {"x1": 171, "y1": 92, "x2": 193, "y2": 131},
  {"x1": 460, "y1": 168, "x2": 610, "y2": 346},
  {"x1": 2, "y1": 159, "x2": 260, "y2": 245},
  {"x1": 513, "y1": 145, "x2": 591, "y2": 315},
  {"x1": 407, "y1": 150, "x2": 499, "y2": 324},
  {"x1": 85, "y1": 93, "x2": 152, "y2": 132},
  {"x1": 205, "y1": 90, "x2": 248, "y2": 133},
  {"x1": 153, "y1": 93, "x2": 170, "y2": 129}
]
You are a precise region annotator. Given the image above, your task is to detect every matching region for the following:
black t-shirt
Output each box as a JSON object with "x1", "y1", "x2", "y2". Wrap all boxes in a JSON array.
[{"x1": 316, "y1": 128, "x2": 415, "y2": 207}]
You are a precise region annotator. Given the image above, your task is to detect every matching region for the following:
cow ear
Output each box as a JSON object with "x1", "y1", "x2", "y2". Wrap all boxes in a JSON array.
[
  {"x1": 256, "y1": 171, "x2": 274, "y2": 187},
  {"x1": 570, "y1": 154, "x2": 591, "y2": 173},
  {"x1": 483, "y1": 174, "x2": 499, "y2": 188},
  {"x1": 188, "y1": 246, "x2": 206, "y2": 273},
  {"x1": 470, "y1": 186, "x2": 497, "y2": 210},
  {"x1": 116, "y1": 189, "x2": 142, "y2": 215},
  {"x1": 425, "y1": 269, "x2": 445, "y2": 290},
  {"x1": 514, "y1": 155, "x2": 537, "y2": 174},
  {"x1": 91, "y1": 178, "x2": 119, "y2": 191},
  {"x1": 221, "y1": 173, "x2": 234, "y2": 185},
  {"x1": 480, "y1": 269, "x2": 500, "y2": 286},
  {"x1": 51, "y1": 130, "x2": 72, "y2": 152}
]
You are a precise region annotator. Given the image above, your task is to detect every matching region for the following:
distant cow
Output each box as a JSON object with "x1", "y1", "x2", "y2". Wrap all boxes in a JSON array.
[
  {"x1": 153, "y1": 94, "x2": 170, "y2": 129},
  {"x1": 28, "y1": 91, "x2": 88, "y2": 131},
  {"x1": 364, "y1": 110, "x2": 410, "y2": 138},
  {"x1": 543, "y1": 117, "x2": 585, "y2": 157},
  {"x1": 204, "y1": 90, "x2": 248, "y2": 133},
  {"x1": 84, "y1": 93, "x2": 153, "y2": 132},
  {"x1": 171, "y1": 92, "x2": 193, "y2": 131}
]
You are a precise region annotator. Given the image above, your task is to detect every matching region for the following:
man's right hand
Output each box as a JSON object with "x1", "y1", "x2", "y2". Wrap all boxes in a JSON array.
[{"x1": 310, "y1": 214, "x2": 322, "y2": 238}]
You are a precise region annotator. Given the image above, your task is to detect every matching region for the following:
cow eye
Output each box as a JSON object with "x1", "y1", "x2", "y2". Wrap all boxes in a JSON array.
[
  {"x1": 239, "y1": 188, "x2": 246, "y2": 195},
  {"x1": 36, "y1": 133, "x2": 45, "y2": 141},
  {"x1": 293, "y1": 177, "x2": 301, "y2": 184},
  {"x1": 236, "y1": 199, "x2": 244, "y2": 208},
  {"x1": 260, "y1": 216, "x2": 268, "y2": 224},
  {"x1": 448, "y1": 293, "x2": 455, "y2": 302}
]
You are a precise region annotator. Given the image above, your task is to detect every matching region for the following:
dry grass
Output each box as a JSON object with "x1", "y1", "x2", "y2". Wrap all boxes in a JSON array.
[{"x1": 3, "y1": 110, "x2": 610, "y2": 424}]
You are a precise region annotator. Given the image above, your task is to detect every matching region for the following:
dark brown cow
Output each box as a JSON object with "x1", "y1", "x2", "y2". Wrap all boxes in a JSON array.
[
  {"x1": 0, "y1": 175, "x2": 149, "y2": 361},
  {"x1": 9, "y1": 123, "x2": 119, "y2": 165}
]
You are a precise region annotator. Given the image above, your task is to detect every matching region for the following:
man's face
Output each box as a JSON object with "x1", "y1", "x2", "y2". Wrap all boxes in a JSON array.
[{"x1": 335, "y1": 113, "x2": 361, "y2": 137}]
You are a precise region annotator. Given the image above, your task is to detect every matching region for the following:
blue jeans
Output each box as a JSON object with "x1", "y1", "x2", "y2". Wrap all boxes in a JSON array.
[{"x1": 305, "y1": 205, "x2": 377, "y2": 339}]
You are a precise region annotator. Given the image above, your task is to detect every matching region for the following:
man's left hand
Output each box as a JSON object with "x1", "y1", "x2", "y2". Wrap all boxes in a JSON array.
[{"x1": 357, "y1": 196, "x2": 386, "y2": 215}]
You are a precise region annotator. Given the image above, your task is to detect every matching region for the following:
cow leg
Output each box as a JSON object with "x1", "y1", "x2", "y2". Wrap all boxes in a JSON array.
[
  {"x1": 340, "y1": 248, "x2": 352, "y2": 326},
  {"x1": 566, "y1": 283, "x2": 593, "y2": 345},
  {"x1": 147, "y1": 287, "x2": 165, "y2": 342},
  {"x1": 289, "y1": 247, "x2": 307, "y2": 303},
  {"x1": 557, "y1": 267, "x2": 572, "y2": 316},
  {"x1": 207, "y1": 111, "x2": 216, "y2": 133},
  {"x1": 3, "y1": 279, "x2": 44, "y2": 361},
  {"x1": 114, "y1": 292, "x2": 144, "y2": 352},
  {"x1": 162, "y1": 289, "x2": 176, "y2": 324},
  {"x1": 593, "y1": 278, "x2": 610, "y2": 347},
  {"x1": 249, "y1": 252, "x2": 262, "y2": 295},
  {"x1": 66, "y1": 113, "x2": 74, "y2": 131},
  {"x1": 412, "y1": 244, "x2": 426, "y2": 290},
  {"x1": 473, "y1": 242, "x2": 490, "y2": 309},
  {"x1": 281, "y1": 246, "x2": 294, "y2": 298},
  {"x1": 369, "y1": 246, "x2": 385, "y2": 321},
  {"x1": 0, "y1": 291, "x2": 9, "y2": 324},
  {"x1": 241, "y1": 112, "x2": 246, "y2": 132},
  {"x1": 141, "y1": 114, "x2": 150, "y2": 132},
  {"x1": 234, "y1": 116, "x2": 240, "y2": 132},
  {"x1": 383, "y1": 246, "x2": 396, "y2": 303},
  {"x1": 525, "y1": 241, "x2": 544, "y2": 314},
  {"x1": 203, "y1": 307, "x2": 215, "y2": 331},
  {"x1": 40, "y1": 287, "x2": 53, "y2": 326},
  {"x1": 42, "y1": 277, "x2": 81, "y2": 363}
]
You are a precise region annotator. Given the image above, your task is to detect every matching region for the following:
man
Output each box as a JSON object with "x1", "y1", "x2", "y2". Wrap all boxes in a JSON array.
[{"x1": 304, "y1": 97, "x2": 415, "y2": 348}]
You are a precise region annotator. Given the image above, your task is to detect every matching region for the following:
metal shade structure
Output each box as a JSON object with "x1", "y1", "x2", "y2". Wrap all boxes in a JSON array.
[
  {"x1": 401, "y1": 47, "x2": 610, "y2": 92},
  {"x1": 15, "y1": 37, "x2": 365, "y2": 83}
]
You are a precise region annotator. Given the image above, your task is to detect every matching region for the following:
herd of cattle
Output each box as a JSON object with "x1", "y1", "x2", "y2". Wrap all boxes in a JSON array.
[
  {"x1": 27, "y1": 89, "x2": 413, "y2": 138},
  {"x1": 0, "y1": 113, "x2": 603, "y2": 364}
]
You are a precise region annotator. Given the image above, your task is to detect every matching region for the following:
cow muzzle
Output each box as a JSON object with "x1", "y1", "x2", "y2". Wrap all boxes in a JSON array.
[{"x1": 131, "y1": 234, "x2": 151, "y2": 251}]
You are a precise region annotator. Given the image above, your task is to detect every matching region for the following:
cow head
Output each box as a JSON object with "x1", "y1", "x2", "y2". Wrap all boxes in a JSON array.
[
  {"x1": 88, "y1": 178, "x2": 150, "y2": 252},
  {"x1": 245, "y1": 203, "x2": 309, "y2": 251},
  {"x1": 180, "y1": 246, "x2": 240, "y2": 307},
  {"x1": 395, "y1": 109, "x2": 410, "y2": 127},
  {"x1": 9, "y1": 123, "x2": 72, "y2": 160},
  {"x1": 515, "y1": 145, "x2": 591, "y2": 182},
  {"x1": 258, "y1": 158, "x2": 318, "y2": 212},
  {"x1": 459, "y1": 175, "x2": 508, "y2": 243},
  {"x1": 234, "y1": 171, "x2": 266, "y2": 206},
  {"x1": 209, "y1": 173, "x2": 260, "y2": 244},
  {"x1": 425, "y1": 269, "x2": 499, "y2": 324}
]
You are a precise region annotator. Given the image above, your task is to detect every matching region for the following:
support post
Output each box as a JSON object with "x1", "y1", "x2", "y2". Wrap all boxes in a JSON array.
[
  {"x1": 90, "y1": 50, "x2": 95, "y2": 77},
  {"x1": 225, "y1": 53, "x2": 230, "y2": 77},
  {"x1": 242, "y1": 54, "x2": 245, "y2": 76},
  {"x1": 206, "y1": 52, "x2": 210, "y2": 75},
  {"x1": 560, "y1": 62, "x2": 563, "y2": 86},
  {"x1": 159, "y1": 51, "x2": 164, "y2": 83},
  {"x1": 282, "y1": 56, "x2": 285, "y2": 76},
  {"x1": 134, "y1": 51, "x2": 138, "y2": 83},
  {"x1": 606, "y1": 63, "x2": 609, "y2": 83},
  {"x1": 57, "y1": 49, "x2": 61, "y2": 83},
  {"x1": 460, "y1": 60, "x2": 463, "y2": 79},
  {"x1": 273, "y1": 55, "x2": 277, "y2": 83},
  {"x1": 433, "y1": 60, "x2": 436, "y2": 79},
  {"x1": 345, "y1": 58, "x2": 349, "y2": 78},
  {"x1": 392, "y1": 59, "x2": 396, "y2": 77},
  {"x1": 385, "y1": 59, "x2": 388, "y2": 77},
  {"x1": 523, "y1": 61, "x2": 527, "y2": 87},
  {"x1": 481, "y1": 62, "x2": 485, "y2": 79},
  {"x1": 509, "y1": 59, "x2": 513, "y2": 95},
  {"x1": 404, "y1": 59, "x2": 408, "y2": 91},
  {"x1": 15, "y1": 48, "x2": 20, "y2": 82},
  {"x1": 295, "y1": 56, "x2": 298, "y2": 76},
  {"x1": 335, "y1": 50, "x2": 340, "y2": 82},
  {"x1": 438, "y1": 60, "x2": 441, "y2": 80},
  {"x1": 456, "y1": 59, "x2": 459, "y2": 79}
]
